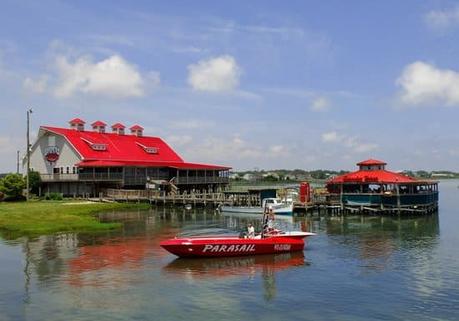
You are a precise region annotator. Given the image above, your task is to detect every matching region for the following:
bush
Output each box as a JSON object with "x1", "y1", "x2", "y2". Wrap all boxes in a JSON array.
[
  {"x1": 44, "y1": 192, "x2": 63, "y2": 201},
  {"x1": 0, "y1": 173, "x2": 26, "y2": 200}
]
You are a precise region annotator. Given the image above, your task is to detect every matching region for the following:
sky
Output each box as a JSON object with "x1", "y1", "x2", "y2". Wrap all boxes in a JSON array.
[{"x1": 1, "y1": 0, "x2": 459, "y2": 172}]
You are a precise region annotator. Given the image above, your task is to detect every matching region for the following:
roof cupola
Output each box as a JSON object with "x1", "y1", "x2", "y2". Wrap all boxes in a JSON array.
[
  {"x1": 356, "y1": 159, "x2": 387, "y2": 171},
  {"x1": 69, "y1": 118, "x2": 85, "y2": 131},
  {"x1": 91, "y1": 120, "x2": 107, "y2": 133},
  {"x1": 111, "y1": 123, "x2": 126, "y2": 135},
  {"x1": 130, "y1": 124, "x2": 144, "y2": 137}
]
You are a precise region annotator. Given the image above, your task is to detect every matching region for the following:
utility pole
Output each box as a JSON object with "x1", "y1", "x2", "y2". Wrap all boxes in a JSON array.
[
  {"x1": 26, "y1": 108, "x2": 33, "y2": 201},
  {"x1": 16, "y1": 150, "x2": 19, "y2": 174}
]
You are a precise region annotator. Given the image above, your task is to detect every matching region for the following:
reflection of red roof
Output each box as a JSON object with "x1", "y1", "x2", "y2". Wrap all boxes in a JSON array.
[
  {"x1": 328, "y1": 170, "x2": 416, "y2": 184},
  {"x1": 91, "y1": 120, "x2": 107, "y2": 127},
  {"x1": 111, "y1": 123, "x2": 125, "y2": 129},
  {"x1": 69, "y1": 118, "x2": 85, "y2": 125},
  {"x1": 41, "y1": 126, "x2": 231, "y2": 170},
  {"x1": 357, "y1": 159, "x2": 387, "y2": 166}
]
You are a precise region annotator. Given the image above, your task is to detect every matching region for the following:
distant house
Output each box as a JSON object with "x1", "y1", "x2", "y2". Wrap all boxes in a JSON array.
[
  {"x1": 431, "y1": 172, "x2": 455, "y2": 178},
  {"x1": 242, "y1": 173, "x2": 255, "y2": 181},
  {"x1": 25, "y1": 118, "x2": 231, "y2": 196},
  {"x1": 262, "y1": 172, "x2": 280, "y2": 180},
  {"x1": 229, "y1": 172, "x2": 240, "y2": 179}
]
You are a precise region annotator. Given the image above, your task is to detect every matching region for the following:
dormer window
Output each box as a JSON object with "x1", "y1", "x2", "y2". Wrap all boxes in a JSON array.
[
  {"x1": 91, "y1": 143, "x2": 107, "y2": 151},
  {"x1": 136, "y1": 142, "x2": 158, "y2": 154},
  {"x1": 81, "y1": 138, "x2": 107, "y2": 151}
]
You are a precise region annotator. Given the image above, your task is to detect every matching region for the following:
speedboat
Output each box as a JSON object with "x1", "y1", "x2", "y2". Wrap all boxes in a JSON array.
[
  {"x1": 160, "y1": 230, "x2": 315, "y2": 258},
  {"x1": 220, "y1": 198, "x2": 293, "y2": 216}
]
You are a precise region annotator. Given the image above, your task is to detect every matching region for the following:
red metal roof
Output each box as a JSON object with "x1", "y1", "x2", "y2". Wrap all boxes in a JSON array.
[
  {"x1": 91, "y1": 120, "x2": 107, "y2": 127},
  {"x1": 76, "y1": 160, "x2": 229, "y2": 170},
  {"x1": 41, "y1": 126, "x2": 231, "y2": 170},
  {"x1": 69, "y1": 118, "x2": 85, "y2": 125},
  {"x1": 111, "y1": 123, "x2": 126, "y2": 129},
  {"x1": 328, "y1": 170, "x2": 416, "y2": 184},
  {"x1": 356, "y1": 159, "x2": 387, "y2": 166}
]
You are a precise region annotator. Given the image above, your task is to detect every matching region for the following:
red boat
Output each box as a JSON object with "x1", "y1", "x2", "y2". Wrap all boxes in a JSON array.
[{"x1": 160, "y1": 231, "x2": 315, "y2": 258}]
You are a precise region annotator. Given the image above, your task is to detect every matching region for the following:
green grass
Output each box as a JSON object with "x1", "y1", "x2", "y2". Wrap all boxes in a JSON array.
[{"x1": 0, "y1": 201, "x2": 150, "y2": 239}]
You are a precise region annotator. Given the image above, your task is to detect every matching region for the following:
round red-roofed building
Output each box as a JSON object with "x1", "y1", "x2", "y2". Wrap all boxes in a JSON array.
[{"x1": 326, "y1": 159, "x2": 438, "y2": 213}]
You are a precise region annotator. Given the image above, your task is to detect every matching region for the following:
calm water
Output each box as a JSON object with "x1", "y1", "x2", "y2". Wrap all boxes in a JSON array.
[{"x1": 1, "y1": 181, "x2": 459, "y2": 321}]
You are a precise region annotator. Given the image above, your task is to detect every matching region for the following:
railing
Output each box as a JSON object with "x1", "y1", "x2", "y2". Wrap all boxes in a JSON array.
[
  {"x1": 40, "y1": 174, "x2": 79, "y2": 182},
  {"x1": 104, "y1": 188, "x2": 226, "y2": 203},
  {"x1": 175, "y1": 177, "x2": 229, "y2": 184},
  {"x1": 78, "y1": 172, "x2": 123, "y2": 181},
  {"x1": 40, "y1": 173, "x2": 123, "y2": 182}
]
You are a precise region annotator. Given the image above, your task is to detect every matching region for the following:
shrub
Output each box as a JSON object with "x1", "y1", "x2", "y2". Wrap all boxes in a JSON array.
[
  {"x1": 0, "y1": 173, "x2": 26, "y2": 200},
  {"x1": 44, "y1": 192, "x2": 63, "y2": 201}
]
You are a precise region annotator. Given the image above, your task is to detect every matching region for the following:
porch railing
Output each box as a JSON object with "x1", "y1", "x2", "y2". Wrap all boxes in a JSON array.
[
  {"x1": 40, "y1": 173, "x2": 123, "y2": 182},
  {"x1": 40, "y1": 174, "x2": 79, "y2": 182},
  {"x1": 175, "y1": 176, "x2": 229, "y2": 184},
  {"x1": 78, "y1": 172, "x2": 123, "y2": 181}
]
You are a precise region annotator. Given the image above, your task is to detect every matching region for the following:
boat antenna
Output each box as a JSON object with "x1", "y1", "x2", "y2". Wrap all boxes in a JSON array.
[{"x1": 261, "y1": 202, "x2": 268, "y2": 239}]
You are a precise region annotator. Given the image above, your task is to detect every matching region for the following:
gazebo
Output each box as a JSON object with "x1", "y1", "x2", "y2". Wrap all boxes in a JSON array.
[{"x1": 326, "y1": 159, "x2": 438, "y2": 213}]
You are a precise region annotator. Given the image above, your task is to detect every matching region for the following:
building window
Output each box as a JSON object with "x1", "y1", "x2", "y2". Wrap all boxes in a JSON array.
[
  {"x1": 48, "y1": 135, "x2": 56, "y2": 146},
  {"x1": 66, "y1": 167, "x2": 70, "y2": 174},
  {"x1": 53, "y1": 167, "x2": 59, "y2": 174},
  {"x1": 60, "y1": 167, "x2": 64, "y2": 174},
  {"x1": 72, "y1": 167, "x2": 76, "y2": 174}
]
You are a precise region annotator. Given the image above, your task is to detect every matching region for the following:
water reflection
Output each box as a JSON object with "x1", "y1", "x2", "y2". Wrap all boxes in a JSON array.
[
  {"x1": 322, "y1": 214, "x2": 440, "y2": 272},
  {"x1": 2, "y1": 203, "x2": 453, "y2": 320},
  {"x1": 164, "y1": 252, "x2": 306, "y2": 300}
]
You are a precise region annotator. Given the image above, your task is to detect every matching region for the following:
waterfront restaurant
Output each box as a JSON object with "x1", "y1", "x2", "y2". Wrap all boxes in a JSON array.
[
  {"x1": 326, "y1": 159, "x2": 438, "y2": 212},
  {"x1": 27, "y1": 118, "x2": 231, "y2": 196}
]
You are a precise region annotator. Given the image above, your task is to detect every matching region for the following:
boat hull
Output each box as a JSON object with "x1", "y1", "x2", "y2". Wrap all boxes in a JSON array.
[
  {"x1": 160, "y1": 232, "x2": 314, "y2": 258},
  {"x1": 220, "y1": 205, "x2": 293, "y2": 216}
]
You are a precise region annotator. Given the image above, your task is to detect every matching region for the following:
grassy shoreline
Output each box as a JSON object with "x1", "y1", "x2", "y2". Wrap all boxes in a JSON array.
[{"x1": 0, "y1": 201, "x2": 150, "y2": 239}]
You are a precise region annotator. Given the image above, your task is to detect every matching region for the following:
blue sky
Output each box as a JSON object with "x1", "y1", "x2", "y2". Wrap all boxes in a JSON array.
[{"x1": 1, "y1": 0, "x2": 459, "y2": 172}]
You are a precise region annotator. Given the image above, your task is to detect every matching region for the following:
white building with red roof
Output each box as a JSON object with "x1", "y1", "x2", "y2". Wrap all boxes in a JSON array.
[{"x1": 28, "y1": 118, "x2": 231, "y2": 196}]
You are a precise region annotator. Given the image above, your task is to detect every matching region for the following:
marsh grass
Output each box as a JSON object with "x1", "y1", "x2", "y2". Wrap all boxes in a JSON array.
[{"x1": 0, "y1": 201, "x2": 150, "y2": 239}]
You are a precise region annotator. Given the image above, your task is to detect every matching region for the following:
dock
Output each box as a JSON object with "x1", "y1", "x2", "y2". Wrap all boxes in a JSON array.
[{"x1": 99, "y1": 187, "x2": 438, "y2": 216}]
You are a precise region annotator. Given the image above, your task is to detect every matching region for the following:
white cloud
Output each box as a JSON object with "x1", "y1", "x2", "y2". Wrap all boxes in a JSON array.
[
  {"x1": 165, "y1": 135, "x2": 193, "y2": 147},
  {"x1": 321, "y1": 131, "x2": 343, "y2": 143},
  {"x1": 170, "y1": 119, "x2": 215, "y2": 130},
  {"x1": 425, "y1": 7, "x2": 459, "y2": 30},
  {"x1": 397, "y1": 61, "x2": 459, "y2": 106},
  {"x1": 187, "y1": 55, "x2": 241, "y2": 92},
  {"x1": 321, "y1": 131, "x2": 378, "y2": 153},
  {"x1": 311, "y1": 97, "x2": 331, "y2": 112},
  {"x1": 23, "y1": 75, "x2": 48, "y2": 93},
  {"x1": 184, "y1": 135, "x2": 289, "y2": 164},
  {"x1": 53, "y1": 54, "x2": 154, "y2": 98}
]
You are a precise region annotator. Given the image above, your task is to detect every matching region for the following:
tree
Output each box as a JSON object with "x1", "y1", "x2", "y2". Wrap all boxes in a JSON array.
[
  {"x1": 0, "y1": 173, "x2": 26, "y2": 200},
  {"x1": 26, "y1": 170, "x2": 41, "y2": 195}
]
